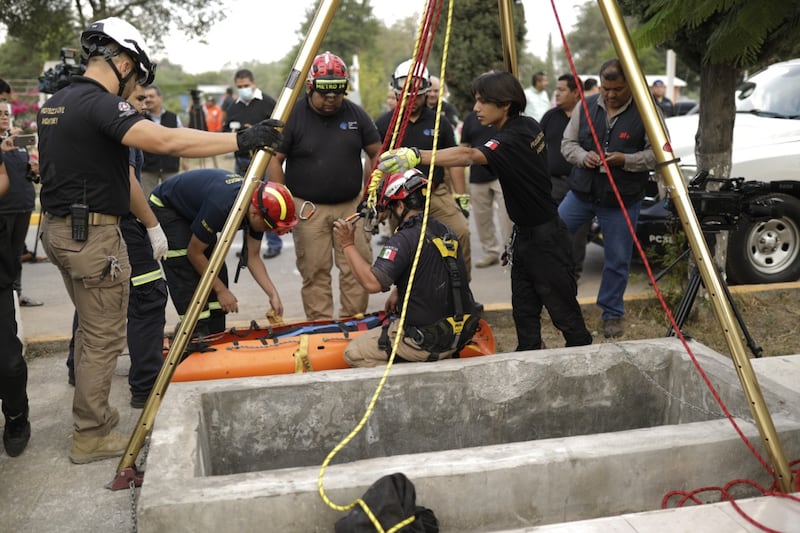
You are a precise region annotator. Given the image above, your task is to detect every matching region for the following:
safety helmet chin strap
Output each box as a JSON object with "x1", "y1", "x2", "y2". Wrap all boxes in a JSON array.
[
  {"x1": 108, "y1": 58, "x2": 137, "y2": 97},
  {"x1": 91, "y1": 44, "x2": 137, "y2": 97}
]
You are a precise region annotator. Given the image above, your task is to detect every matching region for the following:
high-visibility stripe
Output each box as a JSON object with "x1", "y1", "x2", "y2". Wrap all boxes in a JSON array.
[
  {"x1": 264, "y1": 186, "x2": 288, "y2": 222},
  {"x1": 149, "y1": 194, "x2": 165, "y2": 207},
  {"x1": 131, "y1": 269, "x2": 163, "y2": 286},
  {"x1": 166, "y1": 249, "x2": 187, "y2": 258},
  {"x1": 179, "y1": 309, "x2": 212, "y2": 321},
  {"x1": 208, "y1": 301, "x2": 222, "y2": 311}
]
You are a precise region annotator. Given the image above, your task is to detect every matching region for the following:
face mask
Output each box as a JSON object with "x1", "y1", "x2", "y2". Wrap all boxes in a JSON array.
[{"x1": 238, "y1": 87, "x2": 254, "y2": 101}]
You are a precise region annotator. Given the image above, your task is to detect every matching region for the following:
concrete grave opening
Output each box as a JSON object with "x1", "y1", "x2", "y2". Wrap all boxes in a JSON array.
[{"x1": 138, "y1": 339, "x2": 800, "y2": 532}]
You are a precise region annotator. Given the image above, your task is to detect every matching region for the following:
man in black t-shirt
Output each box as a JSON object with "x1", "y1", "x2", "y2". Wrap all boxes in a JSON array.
[
  {"x1": 268, "y1": 52, "x2": 382, "y2": 320},
  {"x1": 37, "y1": 16, "x2": 283, "y2": 464},
  {"x1": 377, "y1": 71, "x2": 592, "y2": 351},
  {"x1": 374, "y1": 59, "x2": 472, "y2": 276}
]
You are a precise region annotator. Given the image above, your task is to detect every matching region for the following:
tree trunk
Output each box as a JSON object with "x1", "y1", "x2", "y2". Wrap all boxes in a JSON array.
[
  {"x1": 694, "y1": 62, "x2": 741, "y2": 276},
  {"x1": 696, "y1": 63, "x2": 740, "y2": 180}
]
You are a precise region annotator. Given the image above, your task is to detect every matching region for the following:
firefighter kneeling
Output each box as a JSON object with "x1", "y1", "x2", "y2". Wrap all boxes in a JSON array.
[{"x1": 333, "y1": 169, "x2": 480, "y2": 367}]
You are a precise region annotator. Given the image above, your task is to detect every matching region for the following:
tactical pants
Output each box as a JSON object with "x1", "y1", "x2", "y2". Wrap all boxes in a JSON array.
[
  {"x1": 510, "y1": 217, "x2": 592, "y2": 350},
  {"x1": 120, "y1": 215, "x2": 168, "y2": 397},
  {"x1": 153, "y1": 205, "x2": 227, "y2": 336},
  {"x1": 291, "y1": 196, "x2": 371, "y2": 320},
  {"x1": 344, "y1": 320, "x2": 456, "y2": 368},
  {"x1": 41, "y1": 214, "x2": 129, "y2": 436}
]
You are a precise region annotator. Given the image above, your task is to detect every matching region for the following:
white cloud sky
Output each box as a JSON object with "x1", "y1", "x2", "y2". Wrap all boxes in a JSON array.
[{"x1": 160, "y1": 0, "x2": 578, "y2": 74}]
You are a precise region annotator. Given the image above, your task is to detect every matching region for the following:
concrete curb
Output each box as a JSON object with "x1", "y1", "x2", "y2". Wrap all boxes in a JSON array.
[{"x1": 23, "y1": 280, "x2": 800, "y2": 359}]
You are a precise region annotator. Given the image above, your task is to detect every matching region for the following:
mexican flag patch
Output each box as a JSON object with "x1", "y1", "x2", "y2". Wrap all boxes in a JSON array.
[{"x1": 379, "y1": 246, "x2": 398, "y2": 261}]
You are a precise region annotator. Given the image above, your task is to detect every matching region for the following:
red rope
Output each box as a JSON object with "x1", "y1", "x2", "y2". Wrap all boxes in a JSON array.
[{"x1": 549, "y1": 0, "x2": 798, "y2": 528}]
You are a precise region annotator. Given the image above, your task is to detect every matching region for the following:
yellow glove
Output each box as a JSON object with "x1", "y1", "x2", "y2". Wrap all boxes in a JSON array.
[
  {"x1": 377, "y1": 147, "x2": 421, "y2": 175},
  {"x1": 454, "y1": 193, "x2": 470, "y2": 218}
]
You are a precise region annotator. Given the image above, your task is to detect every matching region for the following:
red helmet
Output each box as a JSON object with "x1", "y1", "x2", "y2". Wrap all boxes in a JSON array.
[
  {"x1": 252, "y1": 182, "x2": 298, "y2": 233},
  {"x1": 377, "y1": 169, "x2": 428, "y2": 211},
  {"x1": 307, "y1": 51, "x2": 349, "y2": 94}
]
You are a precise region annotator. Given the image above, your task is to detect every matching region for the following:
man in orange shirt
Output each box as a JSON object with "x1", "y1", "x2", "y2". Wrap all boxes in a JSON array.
[{"x1": 205, "y1": 96, "x2": 223, "y2": 132}]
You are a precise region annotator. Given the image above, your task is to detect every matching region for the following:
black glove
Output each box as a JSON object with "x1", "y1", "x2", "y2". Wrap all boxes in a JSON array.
[{"x1": 236, "y1": 118, "x2": 284, "y2": 153}]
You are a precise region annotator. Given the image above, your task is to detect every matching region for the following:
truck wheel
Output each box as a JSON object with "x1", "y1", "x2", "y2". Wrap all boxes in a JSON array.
[{"x1": 727, "y1": 193, "x2": 800, "y2": 284}]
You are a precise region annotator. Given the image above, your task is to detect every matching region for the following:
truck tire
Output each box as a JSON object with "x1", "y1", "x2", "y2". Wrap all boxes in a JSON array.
[{"x1": 726, "y1": 193, "x2": 800, "y2": 284}]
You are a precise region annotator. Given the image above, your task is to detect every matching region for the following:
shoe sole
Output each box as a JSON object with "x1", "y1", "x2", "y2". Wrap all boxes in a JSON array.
[{"x1": 69, "y1": 449, "x2": 126, "y2": 464}]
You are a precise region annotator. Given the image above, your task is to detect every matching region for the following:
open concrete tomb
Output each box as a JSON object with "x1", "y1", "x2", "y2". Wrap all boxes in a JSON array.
[{"x1": 138, "y1": 338, "x2": 800, "y2": 532}]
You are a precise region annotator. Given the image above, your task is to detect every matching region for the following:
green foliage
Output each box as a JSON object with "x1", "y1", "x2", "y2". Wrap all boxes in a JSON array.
[
  {"x1": 428, "y1": 0, "x2": 527, "y2": 115},
  {"x1": 296, "y1": 0, "x2": 381, "y2": 62},
  {"x1": 620, "y1": 0, "x2": 800, "y2": 70}
]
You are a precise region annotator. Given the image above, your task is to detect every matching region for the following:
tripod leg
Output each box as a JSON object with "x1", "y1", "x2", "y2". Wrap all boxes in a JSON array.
[
  {"x1": 719, "y1": 279, "x2": 763, "y2": 358},
  {"x1": 667, "y1": 268, "x2": 702, "y2": 337}
]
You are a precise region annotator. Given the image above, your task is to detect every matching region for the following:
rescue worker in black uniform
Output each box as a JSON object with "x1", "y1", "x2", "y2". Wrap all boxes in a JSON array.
[
  {"x1": 0, "y1": 149, "x2": 31, "y2": 457},
  {"x1": 37, "y1": 16, "x2": 283, "y2": 464},
  {"x1": 377, "y1": 71, "x2": 592, "y2": 351},
  {"x1": 333, "y1": 168, "x2": 479, "y2": 367},
  {"x1": 149, "y1": 168, "x2": 297, "y2": 336}
]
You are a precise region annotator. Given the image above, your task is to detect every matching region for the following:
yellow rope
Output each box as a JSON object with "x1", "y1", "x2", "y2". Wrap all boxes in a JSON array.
[{"x1": 317, "y1": 2, "x2": 456, "y2": 532}]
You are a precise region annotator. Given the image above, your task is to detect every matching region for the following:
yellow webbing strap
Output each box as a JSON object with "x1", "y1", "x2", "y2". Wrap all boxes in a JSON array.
[{"x1": 293, "y1": 334, "x2": 313, "y2": 373}]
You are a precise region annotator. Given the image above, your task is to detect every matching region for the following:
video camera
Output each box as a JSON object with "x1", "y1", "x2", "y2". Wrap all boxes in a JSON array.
[
  {"x1": 671, "y1": 170, "x2": 795, "y2": 231},
  {"x1": 39, "y1": 48, "x2": 86, "y2": 94}
]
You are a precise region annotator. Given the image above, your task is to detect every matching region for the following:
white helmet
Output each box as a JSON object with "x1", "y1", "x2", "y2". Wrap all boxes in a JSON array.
[
  {"x1": 391, "y1": 59, "x2": 431, "y2": 95},
  {"x1": 81, "y1": 17, "x2": 156, "y2": 86}
]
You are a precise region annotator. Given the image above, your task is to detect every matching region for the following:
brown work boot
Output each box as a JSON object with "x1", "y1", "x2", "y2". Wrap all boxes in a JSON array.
[
  {"x1": 108, "y1": 407, "x2": 119, "y2": 430},
  {"x1": 69, "y1": 430, "x2": 129, "y2": 464}
]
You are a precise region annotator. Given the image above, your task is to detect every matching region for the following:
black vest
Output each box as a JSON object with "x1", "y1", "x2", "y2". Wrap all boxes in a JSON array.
[
  {"x1": 569, "y1": 94, "x2": 649, "y2": 207},
  {"x1": 142, "y1": 111, "x2": 180, "y2": 173}
]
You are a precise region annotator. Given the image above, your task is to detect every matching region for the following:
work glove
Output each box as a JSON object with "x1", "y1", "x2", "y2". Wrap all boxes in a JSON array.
[
  {"x1": 454, "y1": 193, "x2": 470, "y2": 218},
  {"x1": 146, "y1": 223, "x2": 169, "y2": 261},
  {"x1": 377, "y1": 147, "x2": 420, "y2": 175},
  {"x1": 236, "y1": 118, "x2": 284, "y2": 153}
]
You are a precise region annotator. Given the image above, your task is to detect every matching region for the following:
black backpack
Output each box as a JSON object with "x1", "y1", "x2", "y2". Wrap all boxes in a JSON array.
[{"x1": 334, "y1": 473, "x2": 438, "y2": 532}]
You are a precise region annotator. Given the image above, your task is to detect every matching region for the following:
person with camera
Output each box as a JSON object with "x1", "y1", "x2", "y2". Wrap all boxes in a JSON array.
[
  {"x1": 560, "y1": 58, "x2": 657, "y2": 339},
  {"x1": 36, "y1": 17, "x2": 283, "y2": 464},
  {"x1": 0, "y1": 135, "x2": 31, "y2": 457},
  {"x1": 0, "y1": 100, "x2": 43, "y2": 307}
]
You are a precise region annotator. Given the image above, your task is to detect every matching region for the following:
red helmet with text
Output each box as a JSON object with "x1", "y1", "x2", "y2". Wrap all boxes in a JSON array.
[
  {"x1": 252, "y1": 182, "x2": 298, "y2": 233},
  {"x1": 377, "y1": 169, "x2": 428, "y2": 211},
  {"x1": 307, "y1": 51, "x2": 349, "y2": 94}
]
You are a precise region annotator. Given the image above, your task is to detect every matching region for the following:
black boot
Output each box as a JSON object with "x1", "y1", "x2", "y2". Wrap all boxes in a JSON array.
[{"x1": 3, "y1": 411, "x2": 31, "y2": 457}]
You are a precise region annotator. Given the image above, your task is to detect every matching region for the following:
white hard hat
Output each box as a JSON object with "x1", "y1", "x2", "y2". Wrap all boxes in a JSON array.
[
  {"x1": 391, "y1": 59, "x2": 431, "y2": 94},
  {"x1": 81, "y1": 17, "x2": 156, "y2": 85}
]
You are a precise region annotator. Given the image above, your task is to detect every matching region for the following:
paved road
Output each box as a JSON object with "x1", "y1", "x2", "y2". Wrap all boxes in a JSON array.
[{"x1": 18, "y1": 213, "x2": 657, "y2": 344}]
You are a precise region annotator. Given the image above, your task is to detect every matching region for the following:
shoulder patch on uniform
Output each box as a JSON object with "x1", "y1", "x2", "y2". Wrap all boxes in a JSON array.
[
  {"x1": 484, "y1": 138, "x2": 500, "y2": 150},
  {"x1": 118, "y1": 101, "x2": 137, "y2": 118},
  {"x1": 378, "y1": 246, "x2": 398, "y2": 261}
]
